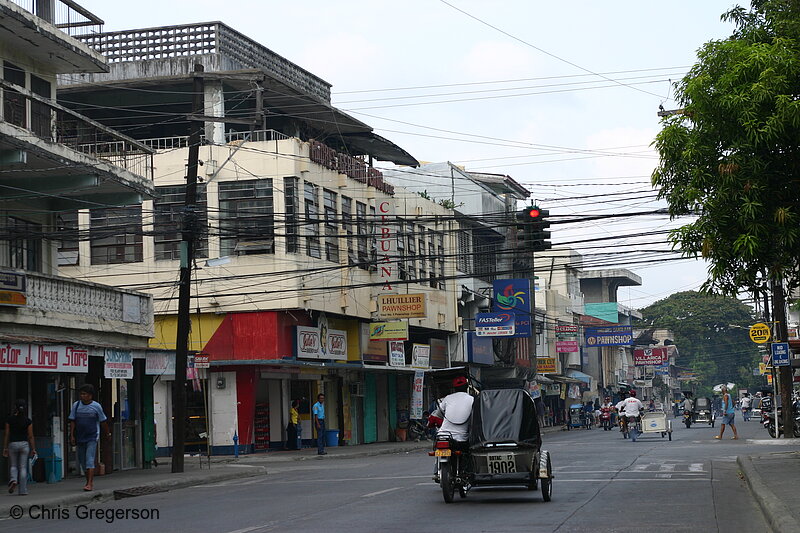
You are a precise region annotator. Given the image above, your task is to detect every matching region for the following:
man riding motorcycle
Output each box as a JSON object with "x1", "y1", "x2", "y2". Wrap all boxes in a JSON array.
[
  {"x1": 620, "y1": 390, "x2": 644, "y2": 441},
  {"x1": 599, "y1": 397, "x2": 614, "y2": 430},
  {"x1": 428, "y1": 377, "x2": 474, "y2": 481},
  {"x1": 682, "y1": 395, "x2": 694, "y2": 427}
]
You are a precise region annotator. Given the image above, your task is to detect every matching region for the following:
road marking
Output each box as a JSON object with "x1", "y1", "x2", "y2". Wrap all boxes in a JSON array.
[
  {"x1": 223, "y1": 526, "x2": 266, "y2": 533},
  {"x1": 689, "y1": 463, "x2": 704, "y2": 472},
  {"x1": 555, "y1": 478, "x2": 712, "y2": 482},
  {"x1": 747, "y1": 439, "x2": 800, "y2": 445},
  {"x1": 362, "y1": 486, "x2": 403, "y2": 498},
  {"x1": 270, "y1": 474, "x2": 430, "y2": 484},
  {"x1": 655, "y1": 473, "x2": 672, "y2": 478},
  {"x1": 659, "y1": 464, "x2": 676, "y2": 472}
]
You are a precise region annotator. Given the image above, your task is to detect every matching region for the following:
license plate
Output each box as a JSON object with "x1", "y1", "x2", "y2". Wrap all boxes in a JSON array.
[
  {"x1": 487, "y1": 454, "x2": 516, "y2": 474},
  {"x1": 434, "y1": 449, "x2": 451, "y2": 457}
]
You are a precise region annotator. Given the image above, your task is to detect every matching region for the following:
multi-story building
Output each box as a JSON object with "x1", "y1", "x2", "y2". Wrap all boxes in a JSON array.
[
  {"x1": 56, "y1": 22, "x2": 460, "y2": 454},
  {"x1": 0, "y1": 0, "x2": 158, "y2": 482}
]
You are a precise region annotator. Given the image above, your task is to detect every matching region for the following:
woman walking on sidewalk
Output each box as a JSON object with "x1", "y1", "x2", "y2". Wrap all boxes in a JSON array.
[
  {"x1": 715, "y1": 385, "x2": 739, "y2": 440},
  {"x1": 3, "y1": 399, "x2": 37, "y2": 496}
]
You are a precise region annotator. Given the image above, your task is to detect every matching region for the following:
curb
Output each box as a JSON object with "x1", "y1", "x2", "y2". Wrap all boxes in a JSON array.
[
  {"x1": 737, "y1": 455, "x2": 800, "y2": 533},
  {"x1": 0, "y1": 465, "x2": 268, "y2": 520}
]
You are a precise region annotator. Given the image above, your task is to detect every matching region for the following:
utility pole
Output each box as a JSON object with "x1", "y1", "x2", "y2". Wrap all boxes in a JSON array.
[
  {"x1": 173, "y1": 63, "x2": 205, "y2": 473},
  {"x1": 771, "y1": 280, "x2": 795, "y2": 438}
]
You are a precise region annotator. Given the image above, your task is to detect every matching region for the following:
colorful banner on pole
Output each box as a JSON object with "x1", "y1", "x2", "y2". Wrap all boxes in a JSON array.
[{"x1": 411, "y1": 370, "x2": 425, "y2": 419}]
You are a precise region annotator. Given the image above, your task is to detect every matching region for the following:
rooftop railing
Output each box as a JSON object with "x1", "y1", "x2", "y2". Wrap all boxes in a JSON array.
[
  {"x1": 1, "y1": 79, "x2": 153, "y2": 180},
  {"x1": 6, "y1": 0, "x2": 103, "y2": 36}
]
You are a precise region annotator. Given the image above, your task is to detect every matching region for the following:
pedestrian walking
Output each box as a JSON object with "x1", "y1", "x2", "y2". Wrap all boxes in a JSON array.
[
  {"x1": 69, "y1": 384, "x2": 111, "y2": 491},
  {"x1": 312, "y1": 393, "x2": 327, "y2": 455},
  {"x1": 3, "y1": 399, "x2": 37, "y2": 496},
  {"x1": 286, "y1": 400, "x2": 300, "y2": 450},
  {"x1": 715, "y1": 385, "x2": 739, "y2": 440}
]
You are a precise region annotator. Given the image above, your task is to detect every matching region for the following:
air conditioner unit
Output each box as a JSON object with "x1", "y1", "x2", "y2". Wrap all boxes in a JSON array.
[
  {"x1": 349, "y1": 382, "x2": 364, "y2": 396},
  {"x1": 234, "y1": 239, "x2": 274, "y2": 255}
]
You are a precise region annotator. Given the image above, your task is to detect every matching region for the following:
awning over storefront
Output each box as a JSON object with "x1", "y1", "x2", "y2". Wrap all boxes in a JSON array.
[
  {"x1": 535, "y1": 374, "x2": 554, "y2": 384},
  {"x1": 546, "y1": 374, "x2": 582, "y2": 384},
  {"x1": 566, "y1": 369, "x2": 592, "y2": 384}
]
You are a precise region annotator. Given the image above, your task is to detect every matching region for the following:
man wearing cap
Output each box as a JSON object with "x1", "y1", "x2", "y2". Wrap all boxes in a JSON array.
[{"x1": 428, "y1": 377, "x2": 474, "y2": 442}]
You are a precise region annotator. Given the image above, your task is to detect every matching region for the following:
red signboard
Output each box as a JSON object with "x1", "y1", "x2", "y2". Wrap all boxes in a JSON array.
[
  {"x1": 556, "y1": 340, "x2": 579, "y2": 353},
  {"x1": 633, "y1": 347, "x2": 668, "y2": 366}
]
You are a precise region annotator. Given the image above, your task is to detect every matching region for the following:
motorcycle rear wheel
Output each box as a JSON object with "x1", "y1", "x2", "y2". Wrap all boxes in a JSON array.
[{"x1": 441, "y1": 464, "x2": 455, "y2": 503}]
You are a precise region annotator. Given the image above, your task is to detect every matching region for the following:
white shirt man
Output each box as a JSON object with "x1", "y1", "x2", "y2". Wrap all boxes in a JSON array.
[
  {"x1": 430, "y1": 378, "x2": 474, "y2": 441},
  {"x1": 741, "y1": 396, "x2": 752, "y2": 409},
  {"x1": 682, "y1": 398, "x2": 694, "y2": 411},
  {"x1": 621, "y1": 396, "x2": 644, "y2": 418}
]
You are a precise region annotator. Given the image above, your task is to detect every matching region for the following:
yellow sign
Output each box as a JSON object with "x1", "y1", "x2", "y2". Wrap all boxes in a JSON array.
[
  {"x1": 369, "y1": 321, "x2": 409, "y2": 341},
  {"x1": 378, "y1": 293, "x2": 426, "y2": 319},
  {"x1": 0, "y1": 290, "x2": 26, "y2": 306},
  {"x1": 749, "y1": 323, "x2": 771, "y2": 344},
  {"x1": 759, "y1": 363, "x2": 767, "y2": 375},
  {"x1": 537, "y1": 357, "x2": 557, "y2": 373}
]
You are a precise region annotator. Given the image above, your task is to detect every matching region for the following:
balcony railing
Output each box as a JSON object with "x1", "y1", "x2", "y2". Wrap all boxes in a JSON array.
[
  {"x1": 309, "y1": 140, "x2": 394, "y2": 195},
  {"x1": 0, "y1": 79, "x2": 153, "y2": 180},
  {"x1": 139, "y1": 129, "x2": 289, "y2": 151},
  {"x1": 6, "y1": 0, "x2": 103, "y2": 36}
]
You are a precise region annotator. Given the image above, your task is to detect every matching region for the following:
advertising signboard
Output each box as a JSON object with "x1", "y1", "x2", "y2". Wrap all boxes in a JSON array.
[
  {"x1": 585, "y1": 326, "x2": 633, "y2": 347},
  {"x1": 492, "y1": 279, "x2": 531, "y2": 338},
  {"x1": 475, "y1": 312, "x2": 515, "y2": 337},
  {"x1": 0, "y1": 271, "x2": 26, "y2": 307},
  {"x1": 633, "y1": 347, "x2": 669, "y2": 366},
  {"x1": 389, "y1": 340, "x2": 405, "y2": 367},
  {"x1": 0, "y1": 344, "x2": 88, "y2": 373},
  {"x1": 369, "y1": 321, "x2": 409, "y2": 341},
  {"x1": 411, "y1": 344, "x2": 430, "y2": 369},
  {"x1": 555, "y1": 340, "x2": 579, "y2": 353},
  {"x1": 537, "y1": 357, "x2": 557, "y2": 373},
  {"x1": 296, "y1": 326, "x2": 348, "y2": 360},
  {"x1": 411, "y1": 370, "x2": 424, "y2": 419},
  {"x1": 378, "y1": 293, "x2": 426, "y2": 318},
  {"x1": 104, "y1": 349, "x2": 133, "y2": 379},
  {"x1": 466, "y1": 332, "x2": 494, "y2": 365},
  {"x1": 555, "y1": 325, "x2": 579, "y2": 337}
]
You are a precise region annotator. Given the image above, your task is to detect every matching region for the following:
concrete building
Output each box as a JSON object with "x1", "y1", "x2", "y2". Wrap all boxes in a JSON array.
[
  {"x1": 0, "y1": 0, "x2": 159, "y2": 483},
  {"x1": 55, "y1": 22, "x2": 460, "y2": 453}
]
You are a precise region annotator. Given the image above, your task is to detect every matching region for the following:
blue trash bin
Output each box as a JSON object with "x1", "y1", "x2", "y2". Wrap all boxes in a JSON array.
[{"x1": 325, "y1": 429, "x2": 339, "y2": 447}]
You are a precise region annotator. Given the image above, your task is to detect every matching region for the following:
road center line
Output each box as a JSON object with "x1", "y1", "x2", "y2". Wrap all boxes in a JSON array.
[{"x1": 362, "y1": 486, "x2": 403, "y2": 497}]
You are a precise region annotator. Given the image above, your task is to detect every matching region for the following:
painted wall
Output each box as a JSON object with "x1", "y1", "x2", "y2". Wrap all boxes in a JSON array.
[{"x1": 209, "y1": 371, "x2": 238, "y2": 450}]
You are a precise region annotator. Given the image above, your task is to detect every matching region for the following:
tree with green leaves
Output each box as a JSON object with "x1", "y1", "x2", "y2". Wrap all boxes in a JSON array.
[
  {"x1": 637, "y1": 291, "x2": 761, "y2": 392},
  {"x1": 653, "y1": 0, "x2": 800, "y2": 296}
]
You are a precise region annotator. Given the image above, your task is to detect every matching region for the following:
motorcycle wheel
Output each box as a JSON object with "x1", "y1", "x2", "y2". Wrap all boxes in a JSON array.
[
  {"x1": 541, "y1": 456, "x2": 552, "y2": 502},
  {"x1": 441, "y1": 464, "x2": 455, "y2": 504},
  {"x1": 767, "y1": 424, "x2": 777, "y2": 439}
]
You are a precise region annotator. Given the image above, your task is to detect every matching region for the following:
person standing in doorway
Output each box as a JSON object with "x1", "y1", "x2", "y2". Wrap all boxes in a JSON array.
[
  {"x1": 312, "y1": 393, "x2": 327, "y2": 455},
  {"x1": 715, "y1": 385, "x2": 739, "y2": 440},
  {"x1": 3, "y1": 399, "x2": 36, "y2": 495},
  {"x1": 69, "y1": 384, "x2": 110, "y2": 491},
  {"x1": 286, "y1": 400, "x2": 300, "y2": 450}
]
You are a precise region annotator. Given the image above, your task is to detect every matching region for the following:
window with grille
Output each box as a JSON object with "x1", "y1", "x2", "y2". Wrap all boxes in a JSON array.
[
  {"x1": 57, "y1": 211, "x2": 79, "y2": 266},
  {"x1": 6, "y1": 217, "x2": 42, "y2": 272},
  {"x1": 418, "y1": 226, "x2": 427, "y2": 285},
  {"x1": 341, "y1": 196, "x2": 356, "y2": 265},
  {"x1": 406, "y1": 228, "x2": 416, "y2": 280},
  {"x1": 219, "y1": 179, "x2": 274, "y2": 256},
  {"x1": 473, "y1": 232, "x2": 499, "y2": 282},
  {"x1": 323, "y1": 189, "x2": 339, "y2": 263},
  {"x1": 284, "y1": 177, "x2": 299, "y2": 253},
  {"x1": 356, "y1": 201, "x2": 368, "y2": 269},
  {"x1": 30, "y1": 75, "x2": 52, "y2": 139},
  {"x1": 154, "y1": 184, "x2": 208, "y2": 260},
  {"x1": 457, "y1": 228, "x2": 471, "y2": 274},
  {"x1": 437, "y1": 232, "x2": 446, "y2": 289},
  {"x1": 369, "y1": 205, "x2": 377, "y2": 271},
  {"x1": 90, "y1": 206, "x2": 143, "y2": 265},
  {"x1": 429, "y1": 238, "x2": 437, "y2": 288},
  {"x1": 304, "y1": 182, "x2": 321, "y2": 258},
  {"x1": 397, "y1": 220, "x2": 406, "y2": 280}
]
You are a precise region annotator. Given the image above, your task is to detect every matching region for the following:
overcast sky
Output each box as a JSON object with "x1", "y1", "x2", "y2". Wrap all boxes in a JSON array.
[{"x1": 78, "y1": 0, "x2": 741, "y2": 309}]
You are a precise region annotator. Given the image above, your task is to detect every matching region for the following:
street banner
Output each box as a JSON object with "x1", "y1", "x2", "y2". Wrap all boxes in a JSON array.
[
  {"x1": 411, "y1": 344, "x2": 430, "y2": 369},
  {"x1": 555, "y1": 325, "x2": 578, "y2": 337},
  {"x1": 389, "y1": 340, "x2": 405, "y2": 367},
  {"x1": 585, "y1": 326, "x2": 633, "y2": 347},
  {"x1": 378, "y1": 293, "x2": 426, "y2": 318},
  {"x1": 633, "y1": 347, "x2": 668, "y2": 366},
  {"x1": 492, "y1": 279, "x2": 532, "y2": 337},
  {"x1": 369, "y1": 321, "x2": 409, "y2": 341},
  {"x1": 411, "y1": 370, "x2": 425, "y2": 419},
  {"x1": 104, "y1": 349, "x2": 133, "y2": 379},
  {"x1": 555, "y1": 340, "x2": 579, "y2": 353},
  {"x1": 475, "y1": 312, "x2": 515, "y2": 336},
  {"x1": 537, "y1": 357, "x2": 557, "y2": 373}
]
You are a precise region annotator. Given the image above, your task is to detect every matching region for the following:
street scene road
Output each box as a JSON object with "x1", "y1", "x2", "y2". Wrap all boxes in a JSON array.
[{"x1": 2, "y1": 417, "x2": 787, "y2": 533}]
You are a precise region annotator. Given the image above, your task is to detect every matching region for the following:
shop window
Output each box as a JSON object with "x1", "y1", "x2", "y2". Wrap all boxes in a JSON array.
[
  {"x1": 304, "y1": 181, "x2": 321, "y2": 258},
  {"x1": 219, "y1": 179, "x2": 274, "y2": 256},
  {"x1": 153, "y1": 184, "x2": 208, "y2": 260},
  {"x1": 89, "y1": 206, "x2": 143, "y2": 265},
  {"x1": 6, "y1": 217, "x2": 42, "y2": 272}
]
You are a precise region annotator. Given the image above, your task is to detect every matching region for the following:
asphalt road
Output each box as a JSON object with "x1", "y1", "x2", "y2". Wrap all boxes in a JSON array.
[{"x1": 2, "y1": 415, "x2": 787, "y2": 532}]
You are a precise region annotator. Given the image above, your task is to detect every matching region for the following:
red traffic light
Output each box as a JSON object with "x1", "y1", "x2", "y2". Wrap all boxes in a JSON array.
[{"x1": 528, "y1": 207, "x2": 541, "y2": 218}]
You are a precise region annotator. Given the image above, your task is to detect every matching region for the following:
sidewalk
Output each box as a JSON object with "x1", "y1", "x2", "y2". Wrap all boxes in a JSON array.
[{"x1": 738, "y1": 450, "x2": 800, "y2": 533}]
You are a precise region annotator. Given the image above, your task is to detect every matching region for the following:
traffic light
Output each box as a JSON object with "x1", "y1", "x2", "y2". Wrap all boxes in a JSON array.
[{"x1": 515, "y1": 205, "x2": 552, "y2": 251}]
